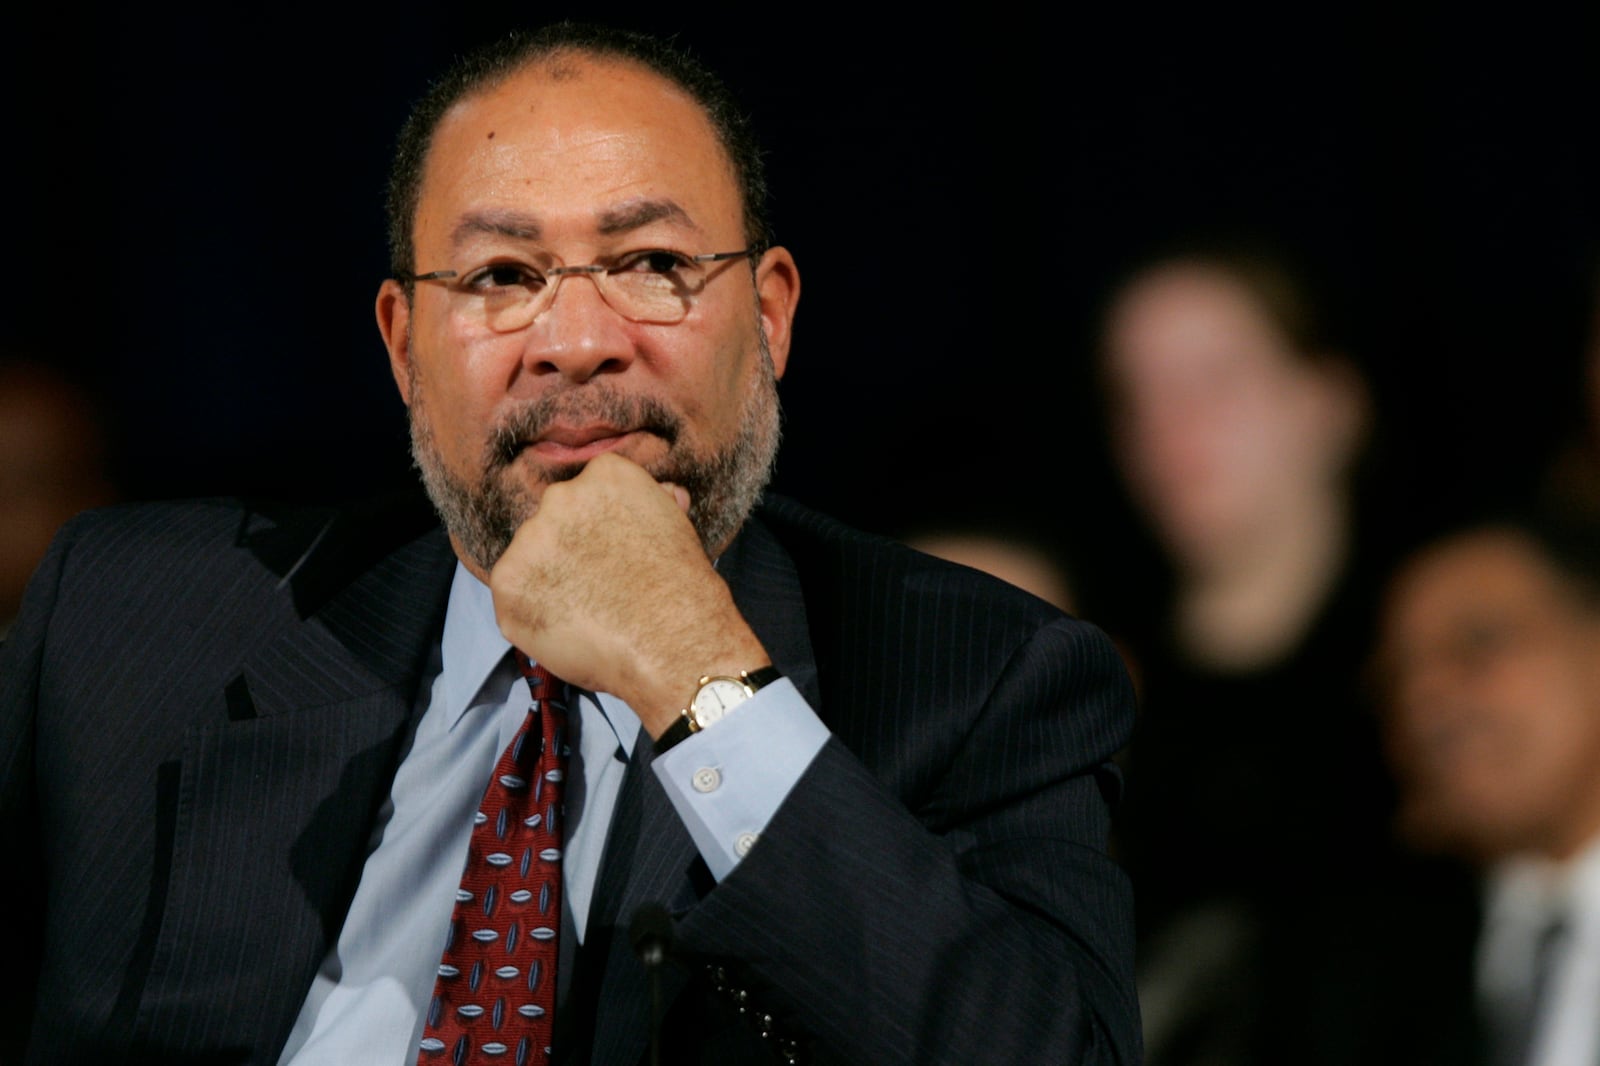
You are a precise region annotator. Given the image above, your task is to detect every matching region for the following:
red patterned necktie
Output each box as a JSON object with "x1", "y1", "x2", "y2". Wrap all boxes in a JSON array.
[{"x1": 418, "y1": 654, "x2": 568, "y2": 1065}]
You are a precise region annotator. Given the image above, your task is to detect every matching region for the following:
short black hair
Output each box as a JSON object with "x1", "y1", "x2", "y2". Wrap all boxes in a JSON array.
[
  {"x1": 384, "y1": 21, "x2": 771, "y2": 282},
  {"x1": 1401, "y1": 500, "x2": 1600, "y2": 610},
  {"x1": 1099, "y1": 230, "x2": 1346, "y2": 358}
]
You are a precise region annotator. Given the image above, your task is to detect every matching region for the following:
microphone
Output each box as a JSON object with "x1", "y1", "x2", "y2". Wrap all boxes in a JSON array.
[
  {"x1": 630, "y1": 903, "x2": 675, "y2": 1066},
  {"x1": 630, "y1": 901, "x2": 675, "y2": 966}
]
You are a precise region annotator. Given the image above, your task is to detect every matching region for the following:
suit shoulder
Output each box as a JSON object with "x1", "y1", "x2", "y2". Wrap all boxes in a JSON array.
[
  {"x1": 44, "y1": 491, "x2": 447, "y2": 616},
  {"x1": 756, "y1": 493, "x2": 1074, "y2": 629},
  {"x1": 752, "y1": 494, "x2": 1127, "y2": 704},
  {"x1": 751, "y1": 496, "x2": 1135, "y2": 796},
  {"x1": 47, "y1": 498, "x2": 332, "y2": 588},
  {"x1": 57, "y1": 497, "x2": 264, "y2": 547}
]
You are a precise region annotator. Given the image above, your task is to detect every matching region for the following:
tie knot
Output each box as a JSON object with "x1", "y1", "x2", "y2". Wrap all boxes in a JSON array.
[{"x1": 514, "y1": 650, "x2": 556, "y2": 691}]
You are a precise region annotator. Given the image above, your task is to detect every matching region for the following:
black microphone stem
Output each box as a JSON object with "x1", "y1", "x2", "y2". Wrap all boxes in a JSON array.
[{"x1": 630, "y1": 903, "x2": 675, "y2": 1066}]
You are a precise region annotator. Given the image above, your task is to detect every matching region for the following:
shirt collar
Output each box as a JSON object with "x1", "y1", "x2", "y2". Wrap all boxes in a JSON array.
[
  {"x1": 1487, "y1": 832, "x2": 1600, "y2": 928},
  {"x1": 438, "y1": 562, "x2": 514, "y2": 731}
]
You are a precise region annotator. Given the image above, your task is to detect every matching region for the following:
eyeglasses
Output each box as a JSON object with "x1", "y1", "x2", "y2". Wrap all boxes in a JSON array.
[{"x1": 400, "y1": 248, "x2": 756, "y2": 330}]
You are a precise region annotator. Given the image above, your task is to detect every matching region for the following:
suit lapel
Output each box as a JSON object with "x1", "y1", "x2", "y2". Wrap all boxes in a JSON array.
[
  {"x1": 573, "y1": 513, "x2": 819, "y2": 1066},
  {"x1": 131, "y1": 509, "x2": 456, "y2": 1055}
]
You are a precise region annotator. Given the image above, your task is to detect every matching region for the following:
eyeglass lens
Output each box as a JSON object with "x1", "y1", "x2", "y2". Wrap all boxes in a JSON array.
[{"x1": 474, "y1": 264, "x2": 706, "y2": 331}]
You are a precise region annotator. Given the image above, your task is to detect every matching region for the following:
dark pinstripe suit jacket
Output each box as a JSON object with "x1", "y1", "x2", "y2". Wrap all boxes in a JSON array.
[{"x1": 0, "y1": 491, "x2": 1140, "y2": 1065}]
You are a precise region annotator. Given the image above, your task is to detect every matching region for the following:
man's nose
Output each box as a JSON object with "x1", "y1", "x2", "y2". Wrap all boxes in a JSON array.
[{"x1": 520, "y1": 272, "x2": 638, "y2": 382}]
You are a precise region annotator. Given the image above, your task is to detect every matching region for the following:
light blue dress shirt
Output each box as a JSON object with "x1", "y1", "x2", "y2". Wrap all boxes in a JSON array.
[{"x1": 278, "y1": 561, "x2": 829, "y2": 1064}]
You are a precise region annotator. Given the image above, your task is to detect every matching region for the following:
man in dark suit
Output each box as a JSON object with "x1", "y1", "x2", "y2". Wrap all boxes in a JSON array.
[{"x1": 0, "y1": 22, "x2": 1139, "y2": 1066}]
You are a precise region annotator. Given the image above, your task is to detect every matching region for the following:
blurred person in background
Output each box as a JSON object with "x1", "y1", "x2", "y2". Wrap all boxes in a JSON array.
[
  {"x1": 1271, "y1": 507, "x2": 1600, "y2": 1066},
  {"x1": 1089, "y1": 236, "x2": 1402, "y2": 1063},
  {"x1": 901, "y1": 518, "x2": 1077, "y2": 615},
  {"x1": 0, "y1": 356, "x2": 117, "y2": 637}
]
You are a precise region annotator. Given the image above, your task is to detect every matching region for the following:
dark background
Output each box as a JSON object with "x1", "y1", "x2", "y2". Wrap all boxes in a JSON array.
[{"x1": 9, "y1": 8, "x2": 1599, "y2": 607}]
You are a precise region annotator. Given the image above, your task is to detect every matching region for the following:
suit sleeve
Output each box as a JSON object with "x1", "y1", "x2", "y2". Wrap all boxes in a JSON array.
[{"x1": 674, "y1": 615, "x2": 1141, "y2": 1065}]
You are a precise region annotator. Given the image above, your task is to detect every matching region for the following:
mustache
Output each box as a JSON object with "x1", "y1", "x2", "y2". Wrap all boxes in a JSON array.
[{"x1": 485, "y1": 387, "x2": 684, "y2": 471}]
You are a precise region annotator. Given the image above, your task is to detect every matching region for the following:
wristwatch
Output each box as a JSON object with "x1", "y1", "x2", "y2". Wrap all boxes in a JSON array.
[{"x1": 653, "y1": 665, "x2": 783, "y2": 754}]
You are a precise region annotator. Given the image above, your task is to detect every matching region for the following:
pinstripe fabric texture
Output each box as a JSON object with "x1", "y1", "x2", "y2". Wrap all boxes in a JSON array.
[
  {"x1": 2, "y1": 491, "x2": 1140, "y2": 1065},
  {"x1": 2, "y1": 495, "x2": 454, "y2": 1065},
  {"x1": 564, "y1": 498, "x2": 1140, "y2": 1065}
]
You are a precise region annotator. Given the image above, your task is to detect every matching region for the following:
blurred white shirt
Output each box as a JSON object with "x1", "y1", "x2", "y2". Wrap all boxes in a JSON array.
[{"x1": 1480, "y1": 833, "x2": 1600, "y2": 1066}]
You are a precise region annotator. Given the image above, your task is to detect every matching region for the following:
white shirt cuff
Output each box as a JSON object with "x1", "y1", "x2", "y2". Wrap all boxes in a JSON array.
[{"x1": 650, "y1": 677, "x2": 829, "y2": 880}]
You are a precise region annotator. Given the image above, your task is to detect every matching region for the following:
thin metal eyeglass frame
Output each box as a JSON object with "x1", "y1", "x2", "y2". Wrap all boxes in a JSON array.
[{"x1": 399, "y1": 248, "x2": 756, "y2": 326}]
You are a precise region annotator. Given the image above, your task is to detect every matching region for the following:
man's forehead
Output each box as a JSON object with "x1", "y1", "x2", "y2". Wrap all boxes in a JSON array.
[
  {"x1": 422, "y1": 55, "x2": 735, "y2": 209},
  {"x1": 442, "y1": 198, "x2": 702, "y2": 258},
  {"x1": 1388, "y1": 532, "x2": 1576, "y2": 634},
  {"x1": 458, "y1": 53, "x2": 683, "y2": 118}
]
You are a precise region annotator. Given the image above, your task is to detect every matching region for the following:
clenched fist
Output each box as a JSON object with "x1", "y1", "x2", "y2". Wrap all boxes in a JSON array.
[{"x1": 488, "y1": 451, "x2": 771, "y2": 736}]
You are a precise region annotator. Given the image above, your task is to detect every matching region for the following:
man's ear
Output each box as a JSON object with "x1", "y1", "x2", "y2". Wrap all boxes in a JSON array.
[
  {"x1": 754, "y1": 246, "x2": 800, "y2": 379},
  {"x1": 376, "y1": 279, "x2": 415, "y2": 406}
]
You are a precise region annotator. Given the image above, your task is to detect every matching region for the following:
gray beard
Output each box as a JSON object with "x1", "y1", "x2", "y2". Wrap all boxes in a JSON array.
[{"x1": 408, "y1": 334, "x2": 782, "y2": 573}]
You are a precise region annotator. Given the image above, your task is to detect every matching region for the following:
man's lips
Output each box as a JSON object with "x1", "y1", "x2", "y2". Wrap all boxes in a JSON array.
[
  {"x1": 487, "y1": 389, "x2": 683, "y2": 470},
  {"x1": 518, "y1": 425, "x2": 653, "y2": 462}
]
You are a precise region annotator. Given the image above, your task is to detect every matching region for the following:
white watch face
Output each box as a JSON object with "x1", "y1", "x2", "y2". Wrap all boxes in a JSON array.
[{"x1": 690, "y1": 677, "x2": 752, "y2": 728}]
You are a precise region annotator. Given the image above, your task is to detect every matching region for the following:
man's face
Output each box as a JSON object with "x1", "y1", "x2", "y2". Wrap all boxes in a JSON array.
[
  {"x1": 377, "y1": 57, "x2": 798, "y2": 574},
  {"x1": 1374, "y1": 530, "x2": 1600, "y2": 862}
]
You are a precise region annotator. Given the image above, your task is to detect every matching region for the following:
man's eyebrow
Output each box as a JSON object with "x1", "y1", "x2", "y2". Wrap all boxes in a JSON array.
[
  {"x1": 596, "y1": 199, "x2": 695, "y2": 236},
  {"x1": 450, "y1": 209, "x2": 543, "y2": 248}
]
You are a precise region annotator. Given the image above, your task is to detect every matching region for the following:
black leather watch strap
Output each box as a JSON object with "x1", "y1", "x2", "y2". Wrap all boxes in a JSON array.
[
  {"x1": 653, "y1": 713, "x2": 695, "y2": 755},
  {"x1": 740, "y1": 665, "x2": 783, "y2": 691}
]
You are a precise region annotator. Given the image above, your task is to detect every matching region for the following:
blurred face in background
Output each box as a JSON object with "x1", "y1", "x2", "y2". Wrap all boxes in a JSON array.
[
  {"x1": 1101, "y1": 261, "x2": 1361, "y2": 573},
  {"x1": 1375, "y1": 529, "x2": 1600, "y2": 863},
  {"x1": 0, "y1": 363, "x2": 114, "y2": 625}
]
